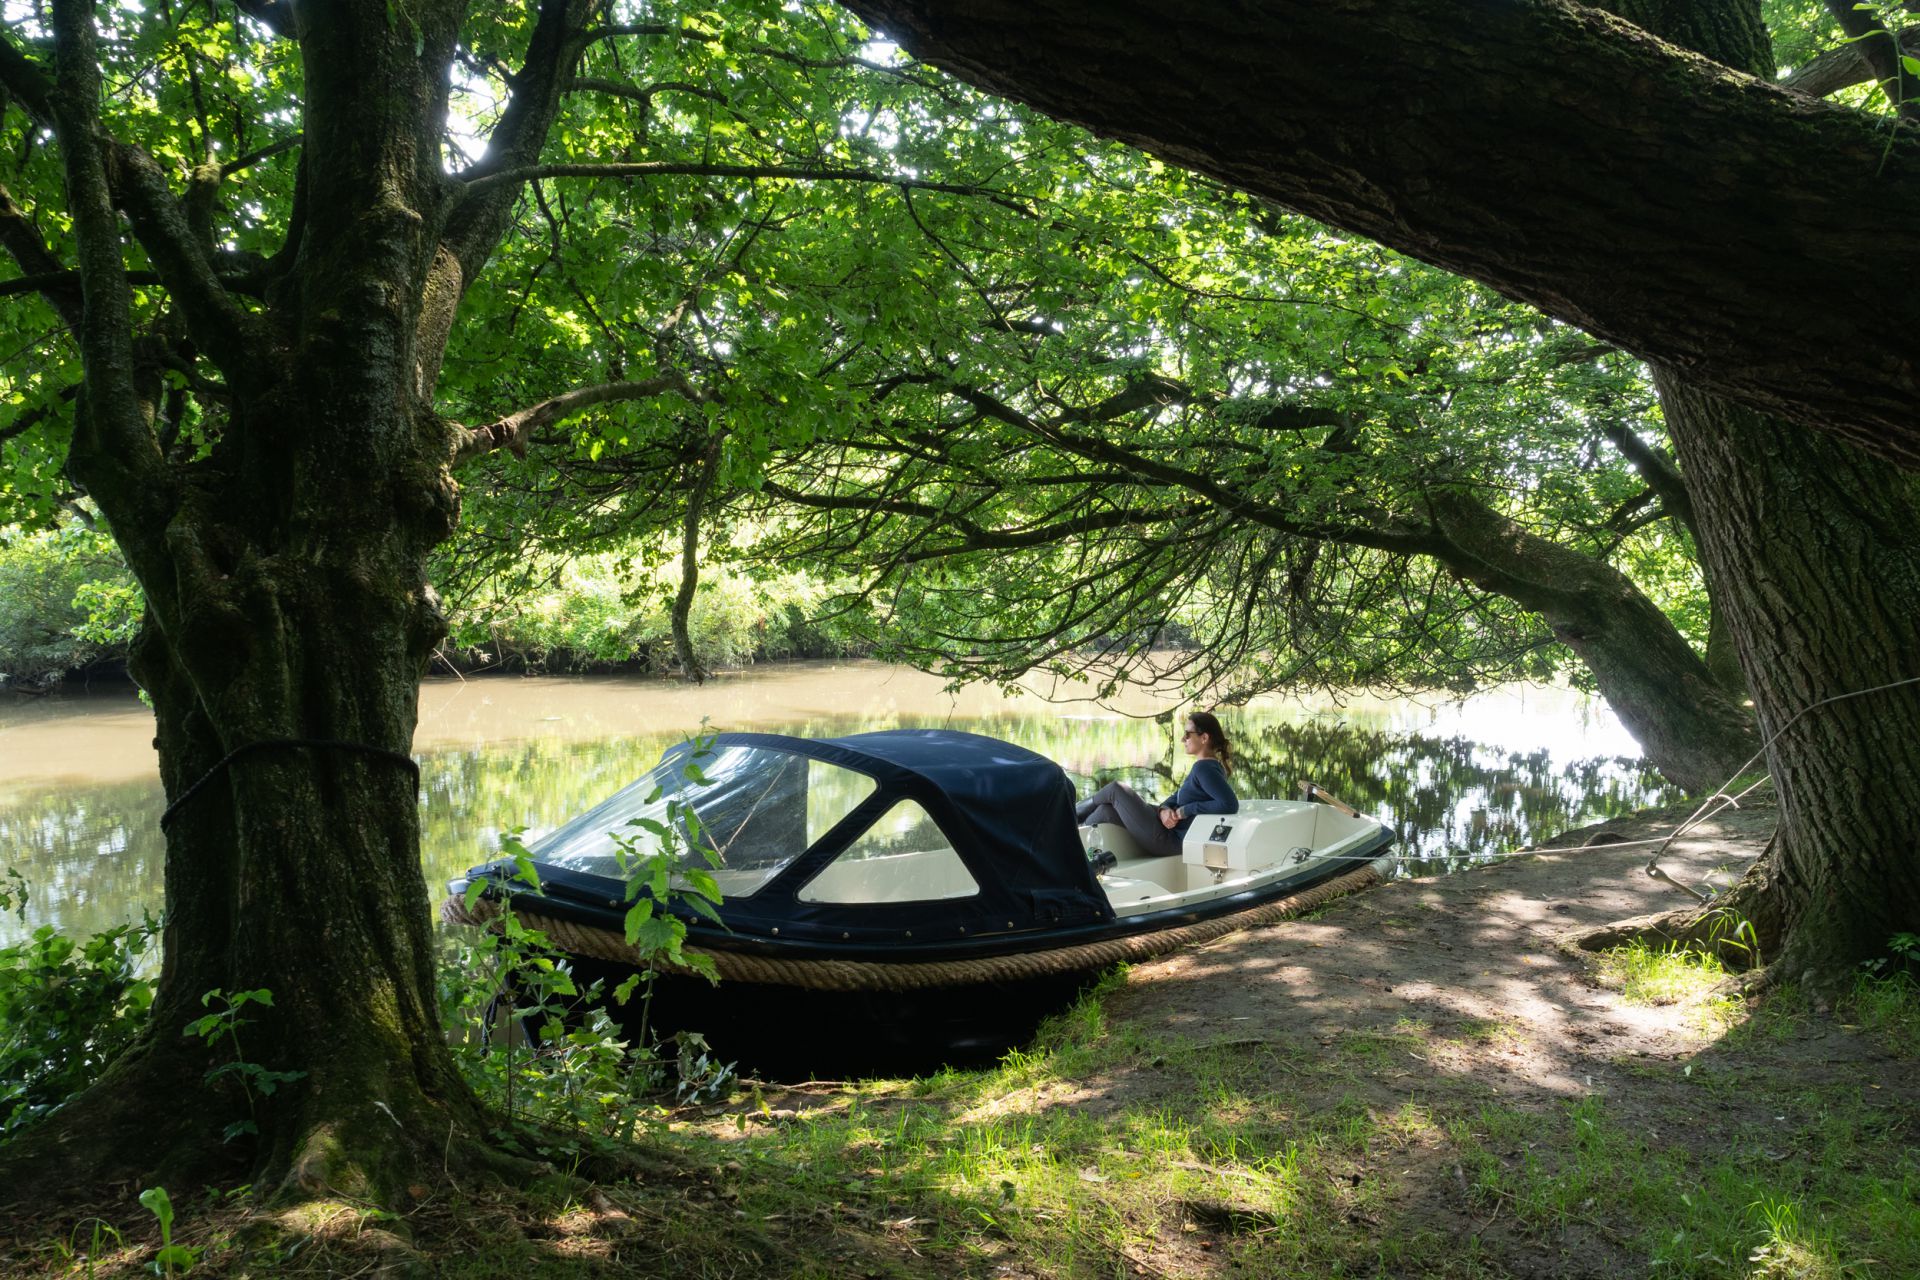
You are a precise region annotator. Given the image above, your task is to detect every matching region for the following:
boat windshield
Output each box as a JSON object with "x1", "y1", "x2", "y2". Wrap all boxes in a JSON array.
[{"x1": 529, "y1": 743, "x2": 877, "y2": 895}]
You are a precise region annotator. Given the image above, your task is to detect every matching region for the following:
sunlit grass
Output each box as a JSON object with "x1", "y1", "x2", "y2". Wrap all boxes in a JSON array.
[
  {"x1": 1596, "y1": 939, "x2": 1743, "y2": 1032},
  {"x1": 683, "y1": 975, "x2": 1920, "y2": 1280},
  {"x1": 1452, "y1": 1090, "x2": 1920, "y2": 1279},
  {"x1": 11, "y1": 965, "x2": 1918, "y2": 1279}
]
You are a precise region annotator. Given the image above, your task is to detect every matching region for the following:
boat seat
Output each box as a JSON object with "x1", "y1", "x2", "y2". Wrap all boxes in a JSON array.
[{"x1": 1090, "y1": 821, "x2": 1151, "y2": 859}]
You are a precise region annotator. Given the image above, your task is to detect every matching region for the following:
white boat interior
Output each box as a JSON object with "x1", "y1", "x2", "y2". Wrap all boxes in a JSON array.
[
  {"x1": 1087, "y1": 799, "x2": 1388, "y2": 918},
  {"x1": 725, "y1": 798, "x2": 1388, "y2": 915}
]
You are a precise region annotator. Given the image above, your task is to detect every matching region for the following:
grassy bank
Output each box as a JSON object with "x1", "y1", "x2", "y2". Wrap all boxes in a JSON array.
[{"x1": 4, "y1": 957, "x2": 1914, "y2": 1279}]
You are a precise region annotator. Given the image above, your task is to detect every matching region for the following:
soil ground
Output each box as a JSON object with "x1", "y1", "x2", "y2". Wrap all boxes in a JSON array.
[{"x1": 7, "y1": 798, "x2": 1916, "y2": 1278}]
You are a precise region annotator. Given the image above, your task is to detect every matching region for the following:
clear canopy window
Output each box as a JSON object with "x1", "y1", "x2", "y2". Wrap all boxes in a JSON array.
[
  {"x1": 530, "y1": 744, "x2": 876, "y2": 895},
  {"x1": 798, "y1": 799, "x2": 980, "y2": 903}
]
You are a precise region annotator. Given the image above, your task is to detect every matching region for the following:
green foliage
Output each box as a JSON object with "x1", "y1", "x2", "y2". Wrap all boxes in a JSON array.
[
  {"x1": 441, "y1": 553, "x2": 867, "y2": 674},
  {"x1": 0, "y1": 0, "x2": 1725, "y2": 717},
  {"x1": 181, "y1": 989, "x2": 306, "y2": 1144},
  {"x1": 440, "y1": 740, "x2": 739, "y2": 1160},
  {"x1": 136, "y1": 1187, "x2": 200, "y2": 1277},
  {"x1": 1847, "y1": 935, "x2": 1920, "y2": 1056},
  {"x1": 0, "y1": 526, "x2": 142, "y2": 686},
  {"x1": 608, "y1": 734, "x2": 727, "y2": 985},
  {"x1": 438, "y1": 909, "x2": 734, "y2": 1157},
  {"x1": 0, "y1": 872, "x2": 158, "y2": 1141}
]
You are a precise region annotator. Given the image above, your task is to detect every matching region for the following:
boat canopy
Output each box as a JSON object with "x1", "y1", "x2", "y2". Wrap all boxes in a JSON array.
[{"x1": 517, "y1": 729, "x2": 1114, "y2": 942}]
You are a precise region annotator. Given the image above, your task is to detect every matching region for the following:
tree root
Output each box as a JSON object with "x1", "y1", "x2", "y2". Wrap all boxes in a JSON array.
[
  {"x1": 1562, "y1": 898, "x2": 1777, "y2": 971},
  {"x1": 0, "y1": 1037, "x2": 547, "y2": 1234}
]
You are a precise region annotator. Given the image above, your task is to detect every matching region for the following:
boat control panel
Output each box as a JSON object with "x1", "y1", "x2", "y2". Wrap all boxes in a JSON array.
[{"x1": 1182, "y1": 799, "x2": 1347, "y2": 873}]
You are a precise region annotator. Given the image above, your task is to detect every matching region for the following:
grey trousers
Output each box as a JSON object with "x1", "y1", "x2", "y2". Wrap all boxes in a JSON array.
[{"x1": 1075, "y1": 781, "x2": 1182, "y2": 857}]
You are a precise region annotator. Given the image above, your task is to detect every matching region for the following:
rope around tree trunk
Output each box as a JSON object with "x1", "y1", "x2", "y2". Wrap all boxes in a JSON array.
[{"x1": 441, "y1": 860, "x2": 1385, "y2": 992}]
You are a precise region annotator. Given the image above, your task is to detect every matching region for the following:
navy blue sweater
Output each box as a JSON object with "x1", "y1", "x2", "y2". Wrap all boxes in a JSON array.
[{"x1": 1162, "y1": 758, "x2": 1239, "y2": 835}]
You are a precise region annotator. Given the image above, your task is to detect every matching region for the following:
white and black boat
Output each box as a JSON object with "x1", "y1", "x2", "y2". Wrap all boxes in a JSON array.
[{"x1": 444, "y1": 729, "x2": 1393, "y2": 1072}]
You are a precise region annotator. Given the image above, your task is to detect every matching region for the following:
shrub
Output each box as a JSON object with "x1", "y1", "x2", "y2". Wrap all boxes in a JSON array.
[
  {"x1": 0, "y1": 874, "x2": 159, "y2": 1141},
  {"x1": 0, "y1": 526, "x2": 143, "y2": 686}
]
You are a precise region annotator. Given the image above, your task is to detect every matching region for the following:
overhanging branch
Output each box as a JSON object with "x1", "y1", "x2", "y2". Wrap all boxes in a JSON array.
[
  {"x1": 462, "y1": 160, "x2": 1038, "y2": 215},
  {"x1": 451, "y1": 372, "x2": 711, "y2": 465},
  {"x1": 1785, "y1": 26, "x2": 1920, "y2": 98}
]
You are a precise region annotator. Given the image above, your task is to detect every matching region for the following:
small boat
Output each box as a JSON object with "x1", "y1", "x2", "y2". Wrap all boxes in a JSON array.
[{"x1": 443, "y1": 729, "x2": 1393, "y2": 1072}]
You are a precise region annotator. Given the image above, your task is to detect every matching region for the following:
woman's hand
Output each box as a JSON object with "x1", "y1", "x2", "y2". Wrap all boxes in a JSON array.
[{"x1": 1159, "y1": 806, "x2": 1180, "y2": 829}]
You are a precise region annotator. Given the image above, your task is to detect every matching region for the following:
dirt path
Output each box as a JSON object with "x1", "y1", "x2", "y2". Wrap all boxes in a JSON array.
[
  {"x1": 1029, "y1": 799, "x2": 1918, "y2": 1276},
  {"x1": 1109, "y1": 803, "x2": 1783, "y2": 1109}
]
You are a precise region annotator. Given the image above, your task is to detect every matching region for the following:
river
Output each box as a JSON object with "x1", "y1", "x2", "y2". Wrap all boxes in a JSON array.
[{"x1": 0, "y1": 661, "x2": 1677, "y2": 944}]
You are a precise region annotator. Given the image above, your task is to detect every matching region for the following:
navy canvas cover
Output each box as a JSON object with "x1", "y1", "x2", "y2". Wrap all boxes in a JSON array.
[{"x1": 508, "y1": 728, "x2": 1114, "y2": 945}]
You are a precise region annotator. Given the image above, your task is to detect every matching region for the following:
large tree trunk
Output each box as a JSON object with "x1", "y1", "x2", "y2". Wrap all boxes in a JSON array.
[
  {"x1": 1425, "y1": 490, "x2": 1758, "y2": 793},
  {"x1": 839, "y1": 0, "x2": 1920, "y2": 465},
  {"x1": 0, "y1": 0, "x2": 577, "y2": 1206},
  {"x1": 1603, "y1": 1, "x2": 1920, "y2": 979},
  {"x1": 3, "y1": 389, "x2": 487, "y2": 1203},
  {"x1": 1653, "y1": 376, "x2": 1920, "y2": 978}
]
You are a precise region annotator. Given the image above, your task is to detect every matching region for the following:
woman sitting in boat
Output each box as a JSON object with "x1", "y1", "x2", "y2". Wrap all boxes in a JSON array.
[{"x1": 1076, "y1": 711, "x2": 1239, "y2": 856}]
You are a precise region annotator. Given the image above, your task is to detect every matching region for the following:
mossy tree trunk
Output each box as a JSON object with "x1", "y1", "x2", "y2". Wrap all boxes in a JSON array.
[{"x1": 0, "y1": 0, "x2": 601, "y2": 1202}]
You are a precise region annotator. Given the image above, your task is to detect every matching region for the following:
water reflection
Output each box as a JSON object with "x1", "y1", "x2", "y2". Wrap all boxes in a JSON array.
[{"x1": 0, "y1": 672, "x2": 1680, "y2": 945}]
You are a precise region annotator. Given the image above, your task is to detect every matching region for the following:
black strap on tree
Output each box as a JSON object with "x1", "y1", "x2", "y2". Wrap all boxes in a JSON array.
[{"x1": 158, "y1": 737, "x2": 422, "y2": 830}]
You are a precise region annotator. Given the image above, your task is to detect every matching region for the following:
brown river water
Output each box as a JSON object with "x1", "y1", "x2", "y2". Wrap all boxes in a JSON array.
[{"x1": 0, "y1": 661, "x2": 1676, "y2": 944}]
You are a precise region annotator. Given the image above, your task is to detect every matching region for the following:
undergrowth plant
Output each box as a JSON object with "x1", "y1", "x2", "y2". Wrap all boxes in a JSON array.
[
  {"x1": 136, "y1": 1187, "x2": 199, "y2": 1277},
  {"x1": 439, "y1": 734, "x2": 735, "y2": 1157},
  {"x1": 1847, "y1": 932, "x2": 1920, "y2": 1056},
  {"x1": 182, "y1": 989, "x2": 306, "y2": 1143},
  {"x1": 0, "y1": 871, "x2": 158, "y2": 1141}
]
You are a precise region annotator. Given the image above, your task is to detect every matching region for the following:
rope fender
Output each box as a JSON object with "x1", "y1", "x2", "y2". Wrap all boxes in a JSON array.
[{"x1": 440, "y1": 861, "x2": 1384, "y2": 992}]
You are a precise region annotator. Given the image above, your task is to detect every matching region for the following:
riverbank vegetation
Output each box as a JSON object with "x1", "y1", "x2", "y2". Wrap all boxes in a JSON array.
[
  {"x1": 0, "y1": 530, "x2": 869, "y2": 684},
  {"x1": 3, "y1": 0, "x2": 1918, "y2": 1265}
]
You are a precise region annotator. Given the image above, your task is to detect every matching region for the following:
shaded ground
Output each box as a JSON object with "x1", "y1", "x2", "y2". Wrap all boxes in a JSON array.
[{"x1": 6, "y1": 798, "x2": 1916, "y2": 1278}]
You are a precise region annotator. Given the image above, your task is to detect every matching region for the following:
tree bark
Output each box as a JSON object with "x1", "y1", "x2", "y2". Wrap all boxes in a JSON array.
[
  {"x1": 1652, "y1": 376, "x2": 1920, "y2": 978},
  {"x1": 839, "y1": 0, "x2": 1920, "y2": 465},
  {"x1": 1607, "y1": 1, "x2": 1920, "y2": 979},
  {"x1": 0, "y1": 0, "x2": 593, "y2": 1205}
]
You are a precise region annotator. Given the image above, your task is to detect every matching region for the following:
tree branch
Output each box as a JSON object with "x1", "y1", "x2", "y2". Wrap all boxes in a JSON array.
[
  {"x1": 1598, "y1": 420, "x2": 1695, "y2": 535},
  {"x1": 0, "y1": 183, "x2": 81, "y2": 329},
  {"x1": 565, "y1": 77, "x2": 726, "y2": 109},
  {"x1": 232, "y1": 0, "x2": 297, "y2": 40},
  {"x1": 451, "y1": 372, "x2": 711, "y2": 465},
  {"x1": 1819, "y1": 0, "x2": 1920, "y2": 119},
  {"x1": 6, "y1": 17, "x2": 265, "y2": 387},
  {"x1": 442, "y1": 0, "x2": 600, "y2": 278},
  {"x1": 0, "y1": 384, "x2": 76, "y2": 446},
  {"x1": 46, "y1": 0, "x2": 167, "y2": 527},
  {"x1": 462, "y1": 160, "x2": 1038, "y2": 215},
  {"x1": 220, "y1": 132, "x2": 302, "y2": 178},
  {"x1": 0, "y1": 28, "x2": 55, "y2": 125},
  {"x1": 105, "y1": 144, "x2": 267, "y2": 389},
  {"x1": 1784, "y1": 26, "x2": 1920, "y2": 98}
]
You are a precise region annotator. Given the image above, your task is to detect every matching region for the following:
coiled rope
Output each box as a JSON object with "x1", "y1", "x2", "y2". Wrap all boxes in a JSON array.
[{"x1": 441, "y1": 858, "x2": 1386, "y2": 992}]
